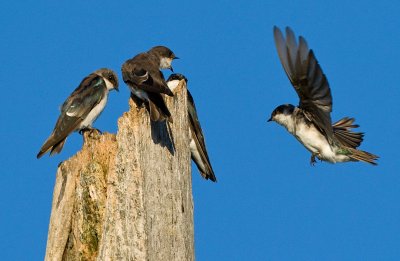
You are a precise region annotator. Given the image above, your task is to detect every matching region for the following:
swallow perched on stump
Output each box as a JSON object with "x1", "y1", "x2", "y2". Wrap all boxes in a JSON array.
[
  {"x1": 268, "y1": 26, "x2": 378, "y2": 165},
  {"x1": 167, "y1": 73, "x2": 217, "y2": 182},
  {"x1": 122, "y1": 46, "x2": 178, "y2": 123},
  {"x1": 37, "y1": 68, "x2": 119, "y2": 158}
]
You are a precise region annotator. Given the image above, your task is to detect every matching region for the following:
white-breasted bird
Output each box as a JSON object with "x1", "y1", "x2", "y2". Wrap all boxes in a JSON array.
[
  {"x1": 167, "y1": 74, "x2": 216, "y2": 181},
  {"x1": 268, "y1": 26, "x2": 378, "y2": 165},
  {"x1": 37, "y1": 68, "x2": 118, "y2": 158}
]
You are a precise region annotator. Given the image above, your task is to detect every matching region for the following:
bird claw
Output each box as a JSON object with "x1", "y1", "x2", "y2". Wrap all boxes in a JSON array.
[
  {"x1": 92, "y1": 128, "x2": 102, "y2": 135},
  {"x1": 79, "y1": 127, "x2": 102, "y2": 136},
  {"x1": 310, "y1": 155, "x2": 317, "y2": 166}
]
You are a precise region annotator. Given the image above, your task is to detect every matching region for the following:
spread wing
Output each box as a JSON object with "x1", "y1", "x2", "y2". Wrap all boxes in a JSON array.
[
  {"x1": 37, "y1": 74, "x2": 106, "y2": 157},
  {"x1": 188, "y1": 90, "x2": 216, "y2": 182},
  {"x1": 122, "y1": 54, "x2": 173, "y2": 96},
  {"x1": 273, "y1": 26, "x2": 333, "y2": 142}
]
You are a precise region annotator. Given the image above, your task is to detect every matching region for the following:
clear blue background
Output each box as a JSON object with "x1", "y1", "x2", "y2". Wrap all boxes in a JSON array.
[{"x1": 1, "y1": 0, "x2": 398, "y2": 260}]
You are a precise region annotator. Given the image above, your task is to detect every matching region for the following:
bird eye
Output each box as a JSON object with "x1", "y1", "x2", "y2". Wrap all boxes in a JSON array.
[{"x1": 108, "y1": 75, "x2": 113, "y2": 80}]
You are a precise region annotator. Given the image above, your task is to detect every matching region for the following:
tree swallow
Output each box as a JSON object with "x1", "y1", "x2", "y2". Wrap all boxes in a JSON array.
[
  {"x1": 268, "y1": 26, "x2": 378, "y2": 165},
  {"x1": 37, "y1": 68, "x2": 119, "y2": 158},
  {"x1": 122, "y1": 46, "x2": 178, "y2": 123},
  {"x1": 167, "y1": 74, "x2": 217, "y2": 182}
]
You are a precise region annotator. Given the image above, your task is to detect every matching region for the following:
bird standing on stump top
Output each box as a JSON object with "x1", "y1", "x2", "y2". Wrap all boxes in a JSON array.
[
  {"x1": 167, "y1": 74, "x2": 217, "y2": 182},
  {"x1": 122, "y1": 46, "x2": 178, "y2": 123},
  {"x1": 37, "y1": 68, "x2": 119, "y2": 158}
]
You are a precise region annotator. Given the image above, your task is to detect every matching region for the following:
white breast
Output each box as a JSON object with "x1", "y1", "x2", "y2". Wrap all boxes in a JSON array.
[
  {"x1": 79, "y1": 94, "x2": 108, "y2": 129},
  {"x1": 159, "y1": 57, "x2": 172, "y2": 69},
  {"x1": 293, "y1": 123, "x2": 337, "y2": 162},
  {"x1": 167, "y1": 80, "x2": 180, "y2": 92}
]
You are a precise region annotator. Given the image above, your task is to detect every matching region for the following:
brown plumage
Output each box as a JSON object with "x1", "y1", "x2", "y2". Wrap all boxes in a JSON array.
[{"x1": 122, "y1": 46, "x2": 177, "y2": 123}]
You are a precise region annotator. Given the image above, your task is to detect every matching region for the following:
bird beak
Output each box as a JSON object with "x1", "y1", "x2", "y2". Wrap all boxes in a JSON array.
[
  {"x1": 173, "y1": 57, "x2": 179, "y2": 60},
  {"x1": 114, "y1": 85, "x2": 119, "y2": 92},
  {"x1": 267, "y1": 118, "x2": 272, "y2": 122}
]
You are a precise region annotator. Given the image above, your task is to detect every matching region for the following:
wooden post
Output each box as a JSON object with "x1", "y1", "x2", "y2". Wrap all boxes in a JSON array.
[{"x1": 45, "y1": 80, "x2": 194, "y2": 261}]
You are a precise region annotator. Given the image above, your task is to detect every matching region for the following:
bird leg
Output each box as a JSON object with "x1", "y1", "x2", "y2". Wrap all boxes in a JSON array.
[
  {"x1": 79, "y1": 127, "x2": 102, "y2": 136},
  {"x1": 310, "y1": 154, "x2": 317, "y2": 166}
]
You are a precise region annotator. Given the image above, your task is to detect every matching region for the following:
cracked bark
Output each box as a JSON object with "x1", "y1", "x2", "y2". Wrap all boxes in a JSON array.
[{"x1": 44, "y1": 80, "x2": 194, "y2": 261}]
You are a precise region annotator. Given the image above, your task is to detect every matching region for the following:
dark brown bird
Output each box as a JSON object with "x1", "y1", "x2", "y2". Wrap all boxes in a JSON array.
[
  {"x1": 122, "y1": 46, "x2": 178, "y2": 122},
  {"x1": 37, "y1": 68, "x2": 119, "y2": 158}
]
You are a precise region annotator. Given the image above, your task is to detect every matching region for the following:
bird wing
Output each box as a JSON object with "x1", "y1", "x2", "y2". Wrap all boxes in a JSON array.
[
  {"x1": 273, "y1": 26, "x2": 333, "y2": 142},
  {"x1": 43, "y1": 74, "x2": 106, "y2": 148},
  {"x1": 122, "y1": 54, "x2": 174, "y2": 96},
  {"x1": 188, "y1": 90, "x2": 216, "y2": 181}
]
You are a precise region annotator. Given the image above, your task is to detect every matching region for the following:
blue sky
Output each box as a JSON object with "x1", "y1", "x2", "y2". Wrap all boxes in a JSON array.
[{"x1": 1, "y1": 0, "x2": 399, "y2": 260}]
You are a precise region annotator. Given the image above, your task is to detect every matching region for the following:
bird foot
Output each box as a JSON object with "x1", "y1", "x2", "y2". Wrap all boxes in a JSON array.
[
  {"x1": 79, "y1": 127, "x2": 102, "y2": 138},
  {"x1": 310, "y1": 154, "x2": 317, "y2": 166}
]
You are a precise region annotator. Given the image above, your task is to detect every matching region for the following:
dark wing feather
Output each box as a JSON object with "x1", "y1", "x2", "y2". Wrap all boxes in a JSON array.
[
  {"x1": 37, "y1": 74, "x2": 106, "y2": 158},
  {"x1": 273, "y1": 26, "x2": 333, "y2": 143},
  {"x1": 139, "y1": 71, "x2": 173, "y2": 96},
  {"x1": 332, "y1": 117, "x2": 364, "y2": 148},
  {"x1": 147, "y1": 92, "x2": 173, "y2": 123},
  {"x1": 188, "y1": 90, "x2": 216, "y2": 182},
  {"x1": 62, "y1": 74, "x2": 106, "y2": 117}
]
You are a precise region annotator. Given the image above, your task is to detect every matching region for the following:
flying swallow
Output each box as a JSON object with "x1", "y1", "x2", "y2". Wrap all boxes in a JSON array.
[
  {"x1": 167, "y1": 74, "x2": 216, "y2": 181},
  {"x1": 268, "y1": 26, "x2": 378, "y2": 165},
  {"x1": 122, "y1": 46, "x2": 178, "y2": 123},
  {"x1": 37, "y1": 68, "x2": 119, "y2": 158}
]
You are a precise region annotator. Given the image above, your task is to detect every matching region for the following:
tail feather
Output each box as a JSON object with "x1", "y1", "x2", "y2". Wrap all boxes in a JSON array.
[
  {"x1": 191, "y1": 145, "x2": 217, "y2": 182},
  {"x1": 50, "y1": 138, "x2": 67, "y2": 156},
  {"x1": 37, "y1": 136, "x2": 67, "y2": 158},
  {"x1": 190, "y1": 129, "x2": 217, "y2": 182},
  {"x1": 347, "y1": 147, "x2": 379, "y2": 165},
  {"x1": 199, "y1": 167, "x2": 217, "y2": 182},
  {"x1": 333, "y1": 117, "x2": 364, "y2": 148},
  {"x1": 147, "y1": 93, "x2": 173, "y2": 123},
  {"x1": 148, "y1": 100, "x2": 162, "y2": 122}
]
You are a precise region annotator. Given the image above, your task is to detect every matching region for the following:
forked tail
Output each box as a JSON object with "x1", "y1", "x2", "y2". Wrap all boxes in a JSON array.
[{"x1": 347, "y1": 147, "x2": 379, "y2": 165}]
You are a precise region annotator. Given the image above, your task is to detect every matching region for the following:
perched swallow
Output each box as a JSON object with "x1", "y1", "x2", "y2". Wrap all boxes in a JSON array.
[
  {"x1": 268, "y1": 26, "x2": 378, "y2": 165},
  {"x1": 167, "y1": 74, "x2": 217, "y2": 182},
  {"x1": 37, "y1": 68, "x2": 119, "y2": 158},
  {"x1": 122, "y1": 46, "x2": 178, "y2": 122}
]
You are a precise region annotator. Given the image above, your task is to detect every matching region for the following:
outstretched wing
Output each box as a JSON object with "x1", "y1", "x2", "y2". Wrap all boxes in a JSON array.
[
  {"x1": 273, "y1": 26, "x2": 333, "y2": 143},
  {"x1": 122, "y1": 54, "x2": 173, "y2": 96},
  {"x1": 37, "y1": 74, "x2": 106, "y2": 157}
]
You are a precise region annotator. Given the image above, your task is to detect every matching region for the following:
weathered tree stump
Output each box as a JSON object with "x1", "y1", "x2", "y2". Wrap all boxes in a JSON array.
[{"x1": 45, "y1": 80, "x2": 194, "y2": 261}]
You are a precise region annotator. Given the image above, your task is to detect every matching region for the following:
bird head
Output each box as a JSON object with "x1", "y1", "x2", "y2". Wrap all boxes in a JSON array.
[
  {"x1": 268, "y1": 104, "x2": 295, "y2": 125},
  {"x1": 148, "y1": 46, "x2": 179, "y2": 72},
  {"x1": 96, "y1": 68, "x2": 119, "y2": 92}
]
